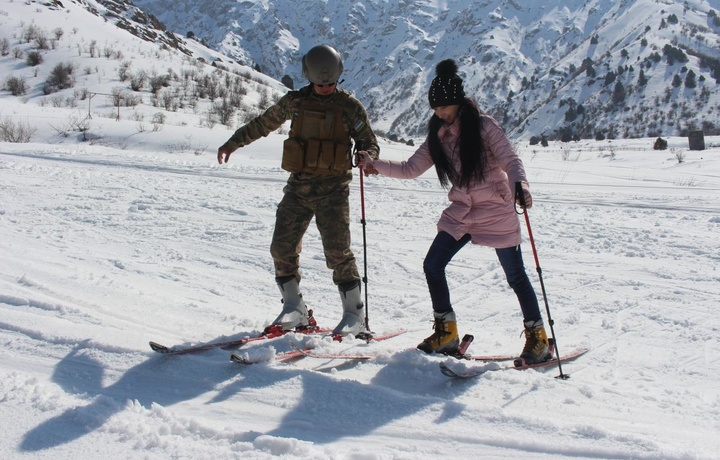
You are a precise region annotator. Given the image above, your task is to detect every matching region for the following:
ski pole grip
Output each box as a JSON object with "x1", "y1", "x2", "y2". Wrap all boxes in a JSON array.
[{"x1": 515, "y1": 181, "x2": 527, "y2": 209}]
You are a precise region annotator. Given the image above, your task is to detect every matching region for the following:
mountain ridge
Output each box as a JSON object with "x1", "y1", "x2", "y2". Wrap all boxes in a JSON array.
[{"x1": 130, "y1": 0, "x2": 720, "y2": 140}]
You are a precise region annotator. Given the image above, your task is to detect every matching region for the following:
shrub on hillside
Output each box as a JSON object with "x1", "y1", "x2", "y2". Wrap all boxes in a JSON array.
[
  {"x1": 26, "y1": 50, "x2": 43, "y2": 66},
  {"x1": 0, "y1": 117, "x2": 36, "y2": 142},
  {"x1": 44, "y1": 62, "x2": 75, "y2": 94},
  {"x1": 5, "y1": 76, "x2": 28, "y2": 96},
  {"x1": 0, "y1": 37, "x2": 10, "y2": 56},
  {"x1": 653, "y1": 137, "x2": 668, "y2": 150}
]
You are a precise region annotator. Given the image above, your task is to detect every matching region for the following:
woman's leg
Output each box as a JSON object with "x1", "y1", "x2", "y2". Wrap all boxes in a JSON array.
[
  {"x1": 418, "y1": 231, "x2": 470, "y2": 354},
  {"x1": 495, "y1": 245, "x2": 541, "y2": 322},
  {"x1": 496, "y1": 245, "x2": 549, "y2": 363},
  {"x1": 423, "y1": 232, "x2": 471, "y2": 313}
]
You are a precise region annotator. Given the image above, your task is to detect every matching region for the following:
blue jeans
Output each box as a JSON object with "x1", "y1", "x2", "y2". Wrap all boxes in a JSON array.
[{"x1": 423, "y1": 231, "x2": 541, "y2": 322}]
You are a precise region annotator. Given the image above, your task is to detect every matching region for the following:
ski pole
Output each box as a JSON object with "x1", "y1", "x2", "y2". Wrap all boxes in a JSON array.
[
  {"x1": 515, "y1": 182, "x2": 568, "y2": 379},
  {"x1": 353, "y1": 144, "x2": 370, "y2": 332}
]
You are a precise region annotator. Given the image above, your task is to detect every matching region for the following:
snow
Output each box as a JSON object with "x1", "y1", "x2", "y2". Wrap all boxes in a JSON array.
[
  {"x1": 1, "y1": 0, "x2": 719, "y2": 458},
  {"x1": 2, "y1": 121, "x2": 719, "y2": 458}
]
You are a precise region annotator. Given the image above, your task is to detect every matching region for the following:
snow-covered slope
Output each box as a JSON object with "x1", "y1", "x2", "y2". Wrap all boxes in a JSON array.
[{"x1": 2, "y1": 111, "x2": 720, "y2": 459}]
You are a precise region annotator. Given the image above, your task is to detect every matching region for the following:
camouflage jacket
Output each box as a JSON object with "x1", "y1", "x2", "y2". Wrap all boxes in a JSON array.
[{"x1": 221, "y1": 85, "x2": 379, "y2": 160}]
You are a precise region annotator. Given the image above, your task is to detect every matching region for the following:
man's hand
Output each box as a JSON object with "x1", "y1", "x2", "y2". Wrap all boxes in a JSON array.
[
  {"x1": 356, "y1": 151, "x2": 379, "y2": 176},
  {"x1": 217, "y1": 145, "x2": 234, "y2": 164}
]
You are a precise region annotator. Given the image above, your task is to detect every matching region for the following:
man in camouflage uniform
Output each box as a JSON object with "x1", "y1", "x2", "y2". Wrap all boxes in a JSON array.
[{"x1": 217, "y1": 45, "x2": 379, "y2": 336}]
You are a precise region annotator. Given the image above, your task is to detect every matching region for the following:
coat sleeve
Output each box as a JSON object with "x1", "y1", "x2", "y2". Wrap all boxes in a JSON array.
[
  {"x1": 372, "y1": 138, "x2": 435, "y2": 179},
  {"x1": 220, "y1": 92, "x2": 296, "y2": 152},
  {"x1": 482, "y1": 116, "x2": 527, "y2": 187},
  {"x1": 347, "y1": 97, "x2": 380, "y2": 160}
]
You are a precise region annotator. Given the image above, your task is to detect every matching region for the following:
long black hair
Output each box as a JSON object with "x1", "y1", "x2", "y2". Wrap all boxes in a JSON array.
[{"x1": 427, "y1": 98, "x2": 487, "y2": 188}]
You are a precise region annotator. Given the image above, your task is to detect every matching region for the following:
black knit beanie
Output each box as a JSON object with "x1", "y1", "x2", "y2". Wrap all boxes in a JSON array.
[{"x1": 428, "y1": 59, "x2": 465, "y2": 108}]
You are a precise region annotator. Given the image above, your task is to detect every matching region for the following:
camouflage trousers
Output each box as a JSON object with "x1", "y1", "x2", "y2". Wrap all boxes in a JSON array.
[{"x1": 270, "y1": 172, "x2": 360, "y2": 285}]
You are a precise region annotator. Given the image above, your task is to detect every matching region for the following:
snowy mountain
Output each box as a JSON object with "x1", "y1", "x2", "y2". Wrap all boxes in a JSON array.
[
  {"x1": 0, "y1": 0, "x2": 288, "y2": 147},
  {"x1": 130, "y1": 0, "x2": 720, "y2": 141},
  {"x1": 4, "y1": 0, "x2": 720, "y2": 142}
]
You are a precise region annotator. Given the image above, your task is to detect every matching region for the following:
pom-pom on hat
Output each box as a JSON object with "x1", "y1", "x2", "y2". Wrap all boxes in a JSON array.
[{"x1": 428, "y1": 59, "x2": 465, "y2": 108}]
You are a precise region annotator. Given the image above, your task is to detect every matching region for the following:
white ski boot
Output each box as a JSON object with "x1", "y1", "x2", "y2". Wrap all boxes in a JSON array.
[
  {"x1": 268, "y1": 276, "x2": 309, "y2": 332},
  {"x1": 332, "y1": 280, "x2": 367, "y2": 337}
]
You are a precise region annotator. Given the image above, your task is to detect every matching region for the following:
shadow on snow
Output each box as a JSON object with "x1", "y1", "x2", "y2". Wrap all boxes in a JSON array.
[{"x1": 21, "y1": 342, "x2": 472, "y2": 451}]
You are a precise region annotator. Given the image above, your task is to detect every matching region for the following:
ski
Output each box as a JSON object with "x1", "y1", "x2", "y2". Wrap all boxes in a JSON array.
[
  {"x1": 448, "y1": 334, "x2": 517, "y2": 361},
  {"x1": 230, "y1": 347, "x2": 311, "y2": 365},
  {"x1": 284, "y1": 331, "x2": 556, "y2": 364},
  {"x1": 289, "y1": 329, "x2": 408, "y2": 360},
  {"x1": 329, "y1": 328, "x2": 406, "y2": 343},
  {"x1": 360, "y1": 329, "x2": 407, "y2": 342},
  {"x1": 149, "y1": 311, "x2": 330, "y2": 355},
  {"x1": 231, "y1": 329, "x2": 407, "y2": 365},
  {"x1": 439, "y1": 346, "x2": 589, "y2": 379},
  {"x1": 443, "y1": 335, "x2": 567, "y2": 362},
  {"x1": 290, "y1": 333, "x2": 517, "y2": 362},
  {"x1": 289, "y1": 346, "x2": 374, "y2": 361},
  {"x1": 282, "y1": 330, "x2": 472, "y2": 360}
]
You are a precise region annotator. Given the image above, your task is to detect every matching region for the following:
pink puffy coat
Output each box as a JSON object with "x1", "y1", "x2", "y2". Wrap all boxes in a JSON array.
[{"x1": 372, "y1": 115, "x2": 528, "y2": 248}]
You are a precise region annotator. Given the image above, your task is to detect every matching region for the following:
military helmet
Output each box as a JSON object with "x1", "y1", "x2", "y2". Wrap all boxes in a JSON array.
[{"x1": 302, "y1": 45, "x2": 344, "y2": 85}]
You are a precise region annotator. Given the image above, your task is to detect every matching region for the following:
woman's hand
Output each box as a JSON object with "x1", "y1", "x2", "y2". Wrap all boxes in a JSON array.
[
  {"x1": 516, "y1": 182, "x2": 532, "y2": 209},
  {"x1": 357, "y1": 151, "x2": 379, "y2": 176}
]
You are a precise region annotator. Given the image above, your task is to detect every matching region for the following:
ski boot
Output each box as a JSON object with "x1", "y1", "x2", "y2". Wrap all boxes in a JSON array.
[
  {"x1": 332, "y1": 280, "x2": 368, "y2": 338},
  {"x1": 265, "y1": 276, "x2": 309, "y2": 333},
  {"x1": 516, "y1": 319, "x2": 550, "y2": 365},
  {"x1": 417, "y1": 311, "x2": 459, "y2": 354}
]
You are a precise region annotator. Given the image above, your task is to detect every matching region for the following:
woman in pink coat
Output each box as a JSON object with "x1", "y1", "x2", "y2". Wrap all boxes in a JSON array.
[{"x1": 360, "y1": 59, "x2": 549, "y2": 364}]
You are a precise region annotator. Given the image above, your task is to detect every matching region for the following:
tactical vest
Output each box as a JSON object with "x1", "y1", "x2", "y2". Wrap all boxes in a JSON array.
[{"x1": 281, "y1": 96, "x2": 352, "y2": 175}]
